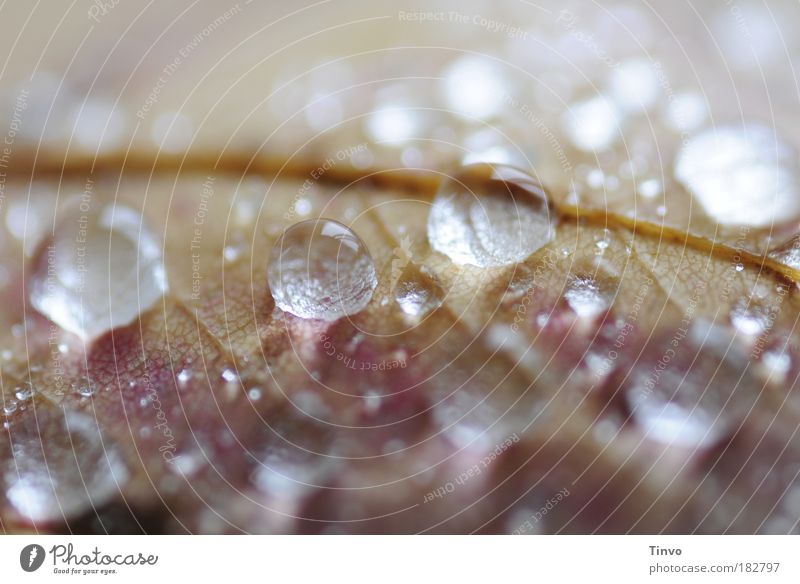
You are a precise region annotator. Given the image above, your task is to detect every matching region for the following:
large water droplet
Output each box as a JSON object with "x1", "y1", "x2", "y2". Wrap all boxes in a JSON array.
[
  {"x1": 2, "y1": 410, "x2": 128, "y2": 523},
  {"x1": 621, "y1": 326, "x2": 755, "y2": 449},
  {"x1": 674, "y1": 124, "x2": 800, "y2": 227},
  {"x1": 427, "y1": 163, "x2": 554, "y2": 268},
  {"x1": 29, "y1": 204, "x2": 168, "y2": 341},
  {"x1": 267, "y1": 219, "x2": 378, "y2": 321}
]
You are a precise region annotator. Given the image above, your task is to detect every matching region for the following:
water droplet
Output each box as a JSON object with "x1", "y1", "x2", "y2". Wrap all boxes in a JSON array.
[
  {"x1": 440, "y1": 56, "x2": 509, "y2": 119},
  {"x1": 267, "y1": 219, "x2": 378, "y2": 321},
  {"x1": 294, "y1": 197, "x2": 312, "y2": 217},
  {"x1": 637, "y1": 178, "x2": 662, "y2": 199},
  {"x1": 3, "y1": 410, "x2": 128, "y2": 522},
  {"x1": 564, "y1": 276, "x2": 607, "y2": 318},
  {"x1": 29, "y1": 204, "x2": 168, "y2": 341},
  {"x1": 73, "y1": 377, "x2": 98, "y2": 398},
  {"x1": 221, "y1": 368, "x2": 238, "y2": 384},
  {"x1": 177, "y1": 369, "x2": 192, "y2": 386},
  {"x1": 674, "y1": 124, "x2": 800, "y2": 227},
  {"x1": 562, "y1": 96, "x2": 621, "y2": 152},
  {"x1": 663, "y1": 92, "x2": 707, "y2": 133},
  {"x1": 609, "y1": 58, "x2": 659, "y2": 111},
  {"x1": 14, "y1": 385, "x2": 34, "y2": 401},
  {"x1": 223, "y1": 244, "x2": 243, "y2": 263},
  {"x1": 622, "y1": 331, "x2": 754, "y2": 449},
  {"x1": 366, "y1": 104, "x2": 419, "y2": 144},
  {"x1": 760, "y1": 350, "x2": 791, "y2": 383},
  {"x1": 394, "y1": 270, "x2": 444, "y2": 317},
  {"x1": 427, "y1": 163, "x2": 554, "y2": 267},
  {"x1": 3, "y1": 400, "x2": 18, "y2": 416},
  {"x1": 735, "y1": 263, "x2": 745, "y2": 272},
  {"x1": 248, "y1": 387, "x2": 262, "y2": 401}
]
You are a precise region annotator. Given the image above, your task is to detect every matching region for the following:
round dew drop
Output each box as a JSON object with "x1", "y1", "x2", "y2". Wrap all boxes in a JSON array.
[
  {"x1": 267, "y1": 219, "x2": 378, "y2": 321},
  {"x1": 427, "y1": 163, "x2": 554, "y2": 268}
]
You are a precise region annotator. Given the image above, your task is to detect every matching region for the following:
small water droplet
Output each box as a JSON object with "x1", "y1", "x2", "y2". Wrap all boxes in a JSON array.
[
  {"x1": 440, "y1": 56, "x2": 509, "y2": 119},
  {"x1": 731, "y1": 301, "x2": 770, "y2": 337},
  {"x1": 395, "y1": 270, "x2": 445, "y2": 317},
  {"x1": 663, "y1": 92, "x2": 708, "y2": 133},
  {"x1": 427, "y1": 163, "x2": 554, "y2": 268},
  {"x1": 267, "y1": 219, "x2": 378, "y2": 321},
  {"x1": 674, "y1": 124, "x2": 800, "y2": 227},
  {"x1": 564, "y1": 276, "x2": 607, "y2": 318},
  {"x1": 73, "y1": 377, "x2": 98, "y2": 398},
  {"x1": 247, "y1": 387, "x2": 262, "y2": 401},
  {"x1": 735, "y1": 263, "x2": 745, "y2": 272},
  {"x1": 3, "y1": 400, "x2": 18, "y2": 416},
  {"x1": 29, "y1": 204, "x2": 168, "y2": 341},
  {"x1": 623, "y1": 330, "x2": 754, "y2": 449},
  {"x1": 223, "y1": 244, "x2": 243, "y2": 263},
  {"x1": 760, "y1": 350, "x2": 791, "y2": 383},
  {"x1": 609, "y1": 58, "x2": 659, "y2": 111},
  {"x1": 221, "y1": 368, "x2": 238, "y2": 384},
  {"x1": 14, "y1": 384, "x2": 34, "y2": 401},
  {"x1": 563, "y1": 96, "x2": 621, "y2": 152},
  {"x1": 637, "y1": 178, "x2": 662, "y2": 199},
  {"x1": 366, "y1": 104, "x2": 419, "y2": 144},
  {"x1": 177, "y1": 369, "x2": 192, "y2": 386}
]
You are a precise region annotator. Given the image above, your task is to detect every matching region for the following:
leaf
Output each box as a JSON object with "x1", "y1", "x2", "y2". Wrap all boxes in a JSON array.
[{"x1": 2, "y1": 1, "x2": 800, "y2": 535}]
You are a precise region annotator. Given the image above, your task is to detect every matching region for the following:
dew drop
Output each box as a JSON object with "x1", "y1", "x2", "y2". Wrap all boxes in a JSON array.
[
  {"x1": 609, "y1": 58, "x2": 659, "y2": 111},
  {"x1": 440, "y1": 56, "x2": 508, "y2": 119},
  {"x1": 73, "y1": 377, "x2": 98, "y2": 398},
  {"x1": 394, "y1": 270, "x2": 444, "y2": 317},
  {"x1": 267, "y1": 219, "x2": 378, "y2": 321},
  {"x1": 366, "y1": 104, "x2": 419, "y2": 144},
  {"x1": 177, "y1": 369, "x2": 192, "y2": 386},
  {"x1": 221, "y1": 368, "x2": 239, "y2": 384},
  {"x1": 427, "y1": 163, "x2": 554, "y2": 268},
  {"x1": 2, "y1": 410, "x2": 128, "y2": 523},
  {"x1": 674, "y1": 124, "x2": 800, "y2": 227},
  {"x1": 14, "y1": 385, "x2": 34, "y2": 401},
  {"x1": 564, "y1": 276, "x2": 607, "y2": 318},
  {"x1": 637, "y1": 178, "x2": 662, "y2": 199},
  {"x1": 622, "y1": 329, "x2": 754, "y2": 449},
  {"x1": 562, "y1": 96, "x2": 621, "y2": 152},
  {"x1": 29, "y1": 204, "x2": 168, "y2": 341},
  {"x1": 3, "y1": 401, "x2": 18, "y2": 416}
]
